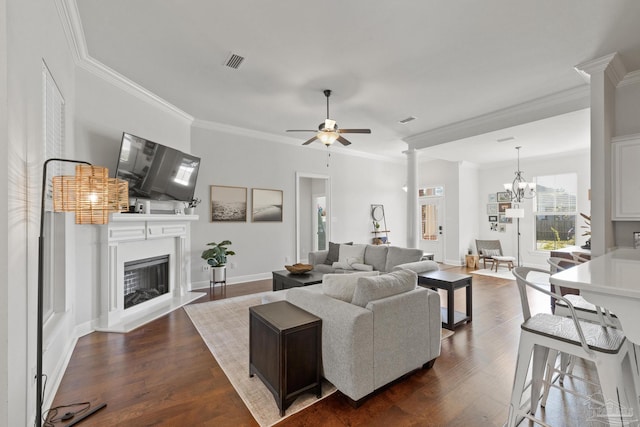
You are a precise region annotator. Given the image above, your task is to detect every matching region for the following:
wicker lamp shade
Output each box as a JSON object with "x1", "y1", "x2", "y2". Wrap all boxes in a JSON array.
[{"x1": 52, "y1": 165, "x2": 129, "y2": 224}]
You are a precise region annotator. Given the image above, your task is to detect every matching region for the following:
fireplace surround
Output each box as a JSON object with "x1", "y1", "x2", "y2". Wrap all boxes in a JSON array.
[{"x1": 96, "y1": 213, "x2": 204, "y2": 332}]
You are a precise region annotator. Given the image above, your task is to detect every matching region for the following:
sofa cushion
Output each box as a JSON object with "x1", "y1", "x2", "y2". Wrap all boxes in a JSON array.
[
  {"x1": 364, "y1": 245, "x2": 388, "y2": 272},
  {"x1": 384, "y1": 246, "x2": 424, "y2": 272},
  {"x1": 322, "y1": 271, "x2": 380, "y2": 302},
  {"x1": 351, "y1": 270, "x2": 417, "y2": 308},
  {"x1": 332, "y1": 244, "x2": 367, "y2": 270},
  {"x1": 325, "y1": 241, "x2": 353, "y2": 265}
]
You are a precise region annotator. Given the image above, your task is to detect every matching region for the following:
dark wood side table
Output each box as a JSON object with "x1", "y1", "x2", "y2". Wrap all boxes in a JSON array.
[
  {"x1": 417, "y1": 270, "x2": 472, "y2": 330},
  {"x1": 249, "y1": 300, "x2": 322, "y2": 416},
  {"x1": 272, "y1": 270, "x2": 325, "y2": 291}
]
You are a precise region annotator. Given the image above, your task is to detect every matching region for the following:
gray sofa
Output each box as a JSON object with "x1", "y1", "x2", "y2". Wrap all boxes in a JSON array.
[
  {"x1": 284, "y1": 269, "x2": 441, "y2": 403},
  {"x1": 309, "y1": 244, "x2": 439, "y2": 275}
]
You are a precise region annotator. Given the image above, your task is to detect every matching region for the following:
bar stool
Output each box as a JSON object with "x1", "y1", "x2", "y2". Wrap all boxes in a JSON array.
[{"x1": 507, "y1": 267, "x2": 638, "y2": 427}]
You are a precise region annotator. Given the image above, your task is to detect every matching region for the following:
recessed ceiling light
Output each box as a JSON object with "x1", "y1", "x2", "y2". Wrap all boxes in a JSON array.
[
  {"x1": 496, "y1": 136, "x2": 515, "y2": 143},
  {"x1": 399, "y1": 116, "x2": 417, "y2": 124}
]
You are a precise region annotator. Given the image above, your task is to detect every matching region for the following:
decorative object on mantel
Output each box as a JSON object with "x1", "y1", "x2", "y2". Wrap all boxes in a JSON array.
[
  {"x1": 184, "y1": 197, "x2": 201, "y2": 215},
  {"x1": 202, "y1": 240, "x2": 236, "y2": 285},
  {"x1": 39, "y1": 159, "x2": 127, "y2": 426},
  {"x1": 285, "y1": 263, "x2": 314, "y2": 274}
]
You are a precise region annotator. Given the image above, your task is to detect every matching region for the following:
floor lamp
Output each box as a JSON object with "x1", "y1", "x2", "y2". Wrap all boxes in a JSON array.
[
  {"x1": 37, "y1": 159, "x2": 127, "y2": 427},
  {"x1": 505, "y1": 206, "x2": 525, "y2": 266}
]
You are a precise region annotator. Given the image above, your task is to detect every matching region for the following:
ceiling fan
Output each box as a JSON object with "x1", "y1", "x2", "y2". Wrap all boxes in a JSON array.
[{"x1": 286, "y1": 89, "x2": 371, "y2": 146}]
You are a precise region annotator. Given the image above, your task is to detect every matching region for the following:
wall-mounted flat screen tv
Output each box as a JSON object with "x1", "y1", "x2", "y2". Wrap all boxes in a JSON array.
[{"x1": 115, "y1": 132, "x2": 201, "y2": 202}]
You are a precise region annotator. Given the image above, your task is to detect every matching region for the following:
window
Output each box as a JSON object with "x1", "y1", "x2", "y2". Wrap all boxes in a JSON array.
[
  {"x1": 174, "y1": 161, "x2": 196, "y2": 186},
  {"x1": 534, "y1": 173, "x2": 577, "y2": 251},
  {"x1": 42, "y1": 61, "x2": 66, "y2": 322}
]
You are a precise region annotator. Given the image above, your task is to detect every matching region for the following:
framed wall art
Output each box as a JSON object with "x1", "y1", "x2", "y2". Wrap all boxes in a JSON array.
[
  {"x1": 210, "y1": 185, "x2": 247, "y2": 222},
  {"x1": 487, "y1": 204, "x2": 498, "y2": 215},
  {"x1": 499, "y1": 213, "x2": 512, "y2": 224},
  {"x1": 488, "y1": 193, "x2": 497, "y2": 203},
  {"x1": 499, "y1": 224, "x2": 506, "y2": 232},
  {"x1": 498, "y1": 202, "x2": 511, "y2": 213},
  {"x1": 488, "y1": 215, "x2": 498, "y2": 222},
  {"x1": 497, "y1": 192, "x2": 510, "y2": 202},
  {"x1": 252, "y1": 188, "x2": 283, "y2": 222}
]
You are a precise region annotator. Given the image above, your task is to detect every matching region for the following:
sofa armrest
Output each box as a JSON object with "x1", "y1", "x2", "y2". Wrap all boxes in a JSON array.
[
  {"x1": 366, "y1": 287, "x2": 441, "y2": 389},
  {"x1": 392, "y1": 260, "x2": 439, "y2": 274},
  {"x1": 286, "y1": 288, "x2": 374, "y2": 401},
  {"x1": 309, "y1": 250, "x2": 329, "y2": 266}
]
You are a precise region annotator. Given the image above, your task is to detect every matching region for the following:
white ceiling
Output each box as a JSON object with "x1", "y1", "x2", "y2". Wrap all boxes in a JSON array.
[{"x1": 76, "y1": 0, "x2": 640, "y2": 163}]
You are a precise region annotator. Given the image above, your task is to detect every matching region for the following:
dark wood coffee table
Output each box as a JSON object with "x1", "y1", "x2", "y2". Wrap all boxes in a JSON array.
[
  {"x1": 272, "y1": 269, "x2": 325, "y2": 291},
  {"x1": 249, "y1": 301, "x2": 322, "y2": 416},
  {"x1": 417, "y1": 270, "x2": 472, "y2": 330}
]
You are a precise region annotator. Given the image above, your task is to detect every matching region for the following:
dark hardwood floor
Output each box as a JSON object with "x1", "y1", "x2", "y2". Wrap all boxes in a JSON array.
[{"x1": 49, "y1": 266, "x2": 595, "y2": 426}]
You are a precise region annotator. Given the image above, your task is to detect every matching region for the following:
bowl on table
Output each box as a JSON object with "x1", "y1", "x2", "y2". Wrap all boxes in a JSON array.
[{"x1": 285, "y1": 263, "x2": 314, "y2": 275}]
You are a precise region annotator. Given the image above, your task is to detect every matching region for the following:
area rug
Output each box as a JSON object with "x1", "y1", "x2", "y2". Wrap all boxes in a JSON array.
[
  {"x1": 184, "y1": 292, "x2": 336, "y2": 427},
  {"x1": 184, "y1": 291, "x2": 454, "y2": 426},
  {"x1": 471, "y1": 268, "x2": 516, "y2": 280}
]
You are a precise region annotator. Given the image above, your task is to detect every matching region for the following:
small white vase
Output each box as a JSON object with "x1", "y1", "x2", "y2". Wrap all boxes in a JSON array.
[{"x1": 184, "y1": 207, "x2": 196, "y2": 215}]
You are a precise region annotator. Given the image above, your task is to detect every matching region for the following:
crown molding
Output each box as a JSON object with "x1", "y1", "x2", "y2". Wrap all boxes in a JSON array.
[
  {"x1": 619, "y1": 69, "x2": 640, "y2": 87},
  {"x1": 192, "y1": 119, "x2": 403, "y2": 164},
  {"x1": 55, "y1": 0, "x2": 193, "y2": 123},
  {"x1": 405, "y1": 85, "x2": 589, "y2": 149},
  {"x1": 574, "y1": 52, "x2": 627, "y2": 86}
]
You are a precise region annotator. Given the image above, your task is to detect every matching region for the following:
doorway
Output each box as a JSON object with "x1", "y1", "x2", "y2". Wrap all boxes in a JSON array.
[
  {"x1": 420, "y1": 195, "x2": 444, "y2": 262},
  {"x1": 296, "y1": 172, "x2": 331, "y2": 263}
]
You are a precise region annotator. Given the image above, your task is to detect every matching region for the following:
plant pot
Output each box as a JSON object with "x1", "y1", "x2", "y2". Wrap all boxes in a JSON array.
[
  {"x1": 211, "y1": 266, "x2": 226, "y2": 283},
  {"x1": 184, "y1": 207, "x2": 196, "y2": 215}
]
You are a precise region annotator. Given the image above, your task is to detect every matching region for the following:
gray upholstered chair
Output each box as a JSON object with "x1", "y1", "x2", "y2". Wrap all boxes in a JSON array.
[{"x1": 475, "y1": 239, "x2": 505, "y2": 269}]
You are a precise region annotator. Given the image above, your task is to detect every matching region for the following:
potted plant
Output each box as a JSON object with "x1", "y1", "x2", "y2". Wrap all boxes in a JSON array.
[
  {"x1": 184, "y1": 197, "x2": 201, "y2": 215},
  {"x1": 201, "y1": 240, "x2": 235, "y2": 283}
]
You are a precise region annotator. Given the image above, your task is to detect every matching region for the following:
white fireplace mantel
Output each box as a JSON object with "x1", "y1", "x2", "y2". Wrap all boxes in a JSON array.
[{"x1": 96, "y1": 213, "x2": 204, "y2": 333}]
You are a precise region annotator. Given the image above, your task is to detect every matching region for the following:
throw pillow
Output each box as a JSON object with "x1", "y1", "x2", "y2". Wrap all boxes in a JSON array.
[
  {"x1": 322, "y1": 271, "x2": 380, "y2": 302},
  {"x1": 351, "y1": 269, "x2": 417, "y2": 308},
  {"x1": 337, "y1": 244, "x2": 367, "y2": 268},
  {"x1": 482, "y1": 249, "x2": 501, "y2": 257},
  {"x1": 324, "y1": 241, "x2": 353, "y2": 265}
]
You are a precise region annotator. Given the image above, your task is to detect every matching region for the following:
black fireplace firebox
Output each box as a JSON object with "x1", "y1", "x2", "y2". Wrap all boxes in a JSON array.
[{"x1": 124, "y1": 255, "x2": 169, "y2": 309}]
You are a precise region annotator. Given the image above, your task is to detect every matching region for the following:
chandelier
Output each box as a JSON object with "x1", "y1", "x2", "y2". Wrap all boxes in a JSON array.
[{"x1": 504, "y1": 146, "x2": 535, "y2": 203}]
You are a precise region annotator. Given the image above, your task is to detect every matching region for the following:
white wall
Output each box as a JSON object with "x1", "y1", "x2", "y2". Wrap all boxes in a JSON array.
[
  {"x1": 478, "y1": 150, "x2": 590, "y2": 268},
  {"x1": 613, "y1": 78, "x2": 640, "y2": 246},
  {"x1": 73, "y1": 67, "x2": 193, "y2": 329},
  {"x1": 4, "y1": 0, "x2": 78, "y2": 424},
  {"x1": 0, "y1": 0, "x2": 8, "y2": 423},
  {"x1": 459, "y1": 162, "x2": 481, "y2": 258},
  {"x1": 189, "y1": 124, "x2": 406, "y2": 287}
]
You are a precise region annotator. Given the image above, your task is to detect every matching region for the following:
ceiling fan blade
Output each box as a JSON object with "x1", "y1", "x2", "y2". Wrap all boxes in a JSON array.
[
  {"x1": 302, "y1": 136, "x2": 318, "y2": 145},
  {"x1": 286, "y1": 129, "x2": 316, "y2": 132},
  {"x1": 337, "y1": 135, "x2": 352, "y2": 146},
  {"x1": 338, "y1": 129, "x2": 371, "y2": 134}
]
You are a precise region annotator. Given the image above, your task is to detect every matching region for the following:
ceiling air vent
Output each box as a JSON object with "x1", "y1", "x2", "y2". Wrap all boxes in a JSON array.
[
  {"x1": 224, "y1": 53, "x2": 245, "y2": 69},
  {"x1": 399, "y1": 116, "x2": 416, "y2": 124}
]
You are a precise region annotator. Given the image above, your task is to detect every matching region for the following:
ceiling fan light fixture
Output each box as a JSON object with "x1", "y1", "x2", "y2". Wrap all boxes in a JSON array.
[
  {"x1": 318, "y1": 130, "x2": 339, "y2": 146},
  {"x1": 324, "y1": 119, "x2": 337, "y2": 131}
]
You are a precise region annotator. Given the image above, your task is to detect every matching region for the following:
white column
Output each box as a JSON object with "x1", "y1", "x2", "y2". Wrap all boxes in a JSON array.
[
  {"x1": 406, "y1": 148, "x2": 419, "y2": 248},
  {"x1": 575, "y1": 53, "x2": 626, "y2": 256}
]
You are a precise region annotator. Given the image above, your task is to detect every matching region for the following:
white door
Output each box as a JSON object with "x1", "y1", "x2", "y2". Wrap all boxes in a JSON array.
[{"x1": 420, "y1": 197, "x2": 444, "y2": 262}]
